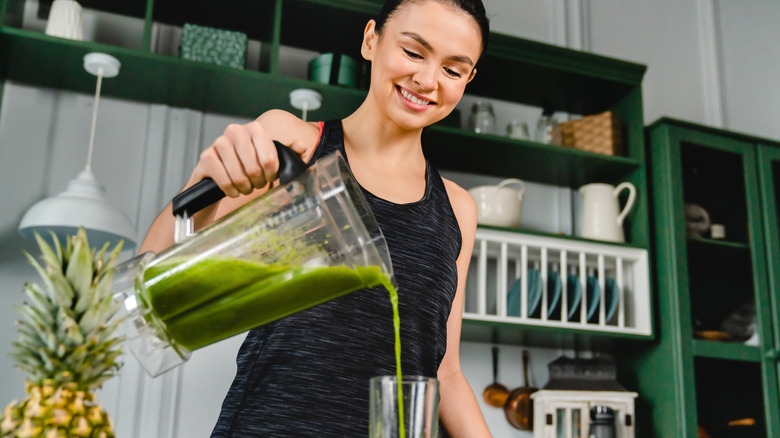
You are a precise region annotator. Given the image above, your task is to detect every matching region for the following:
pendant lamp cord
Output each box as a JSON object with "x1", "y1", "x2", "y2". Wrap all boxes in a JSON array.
[{"x1": 85, "y1": 67, "x2": 103, "y2": 172}]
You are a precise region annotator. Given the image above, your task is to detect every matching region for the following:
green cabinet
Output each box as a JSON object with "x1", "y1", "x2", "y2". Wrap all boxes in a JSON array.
[{"x1": 639, "y1": 118, "x2": 780, "y2": 437}]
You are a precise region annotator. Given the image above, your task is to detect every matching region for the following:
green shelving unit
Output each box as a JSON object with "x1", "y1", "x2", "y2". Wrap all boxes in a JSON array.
[{"x1": 638, "y1": 118, "x2": 780, "y2": 437}]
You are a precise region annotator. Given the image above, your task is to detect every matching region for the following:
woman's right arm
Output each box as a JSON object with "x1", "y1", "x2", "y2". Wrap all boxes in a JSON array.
[{"x1": 138, "y1": 110, "x2": 319, "y2": 254}]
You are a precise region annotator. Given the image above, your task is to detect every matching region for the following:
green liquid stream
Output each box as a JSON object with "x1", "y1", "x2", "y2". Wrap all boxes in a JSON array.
[
  {"x1": 380, "y1": 276, "x2": 406, "y2": 438},
  {"x1": 144, "y1": 256, "x2": 405, "y2": 436}
]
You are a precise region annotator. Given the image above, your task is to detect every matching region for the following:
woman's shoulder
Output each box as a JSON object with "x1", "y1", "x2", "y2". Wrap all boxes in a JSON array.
[
  {"x1": 256, "y1": 110, "x2": 321, "y2": 159},
  {"x1": 440, "y1": 177, "x2": 477, "y2": 234}
]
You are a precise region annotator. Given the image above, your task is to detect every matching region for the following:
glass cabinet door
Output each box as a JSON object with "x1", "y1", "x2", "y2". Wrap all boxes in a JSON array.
[{"x1": 757, "y1": 144, "x2": 780, "y2": 417}]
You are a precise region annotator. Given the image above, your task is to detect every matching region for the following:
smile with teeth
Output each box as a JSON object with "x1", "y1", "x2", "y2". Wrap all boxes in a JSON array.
[{"x1": 398, "y1": 86, "x2": 434, "y2": 106}]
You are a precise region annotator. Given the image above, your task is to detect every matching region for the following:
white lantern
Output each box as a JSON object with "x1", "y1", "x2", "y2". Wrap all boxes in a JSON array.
[
  {"x1": 531, "y1": 389, "x2": 637, "y2": 438},
  {"x1": 531, "y1": 356, "x2": 638, "y2": 438}
]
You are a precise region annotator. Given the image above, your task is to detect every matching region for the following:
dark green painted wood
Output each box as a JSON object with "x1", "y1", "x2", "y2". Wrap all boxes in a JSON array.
[
  {"x1": 756, "y1": 144, "x2": 780, "y2": 434},
  {"x1": 757, "y1": 145, "x2": 780, "y2": 353},
  {"x1": 741, "y1": 143, "x2": 780, "y2": 438},
  {"x1": 460, "y1": 319, "x2": 651, "y2": 350},
  {"x1": 268, "y1": 0, "x2": 283, "y2": 74},
  {"x1": 642, "y1": 119, "x2": 780, "y2": 438},
  {"x1": 1, "y1": 0, "x2": 21, "y2": 27},
  {"x1": 692, "y1": 339, "x2": 761, "y2": 362},
  {"x1": 422, "y1": 125, "x2": 641, "y2": 188},
  {"x1": 639, "y1": 123, "x2": 697, "y2": 438},
  {"x1": 0, "y1": 28, "x2": 366, "y2": 120},
  {"x1": 142, "y1": 0, "x2": 154, "y2": 53}
]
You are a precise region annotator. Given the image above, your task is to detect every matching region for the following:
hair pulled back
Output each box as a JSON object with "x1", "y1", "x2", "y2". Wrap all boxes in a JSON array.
[{"x1": 375, "y1": 0, "x2": 490, "y2": 60}]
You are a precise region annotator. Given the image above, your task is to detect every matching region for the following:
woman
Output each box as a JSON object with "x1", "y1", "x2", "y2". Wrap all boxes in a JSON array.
[{"x1": 140, "y1": 0, "x2": 492, "y2": 435}]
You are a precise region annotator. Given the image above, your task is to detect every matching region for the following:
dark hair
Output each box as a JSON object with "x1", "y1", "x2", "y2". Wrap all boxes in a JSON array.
[{"x1": 375, "y1": 0, "x2": 490, "y2": 60}]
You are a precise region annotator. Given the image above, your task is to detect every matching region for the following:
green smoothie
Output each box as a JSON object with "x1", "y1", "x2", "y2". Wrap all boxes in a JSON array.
[
  {"x1": 143, "y1": 257, "x2": 385, "y2": 351},
  {"x1": 144, "y1": 258, "x2": 288, "y2": 321}
]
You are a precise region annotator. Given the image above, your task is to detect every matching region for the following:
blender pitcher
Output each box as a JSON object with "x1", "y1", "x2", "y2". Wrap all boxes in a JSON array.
[{"x1": 112, "y1": 143, "x2": 394, "y2": 376}]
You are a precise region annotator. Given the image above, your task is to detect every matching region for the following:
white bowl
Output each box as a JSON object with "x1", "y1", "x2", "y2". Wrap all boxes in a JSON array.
[{"x1": 468, "y1": 179, "x2": 526, "y2": 227}]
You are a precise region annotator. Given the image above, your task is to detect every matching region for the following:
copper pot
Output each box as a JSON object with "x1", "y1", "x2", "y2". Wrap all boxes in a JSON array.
[
  {"x1": 483, "y1": 346, "x2": 509, "y2": 407},
  {"x1": 504, "y1": 350, "x2": 537, "y2": 430}
]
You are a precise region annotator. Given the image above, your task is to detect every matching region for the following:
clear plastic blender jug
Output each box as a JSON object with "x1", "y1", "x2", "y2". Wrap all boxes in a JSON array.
[{"x1": 113, "y1": 146, "x2": 393, "y2": 376}]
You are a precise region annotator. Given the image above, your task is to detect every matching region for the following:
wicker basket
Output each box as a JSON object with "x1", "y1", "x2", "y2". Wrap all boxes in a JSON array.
[{"x1": 559, "y1": 111, "x2": 623, "y2": 156}]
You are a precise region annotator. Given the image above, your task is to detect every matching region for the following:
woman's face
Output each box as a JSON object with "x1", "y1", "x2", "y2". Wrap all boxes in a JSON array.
[{"x1": 361, "y1": 0, "x2": 483, "y2": 130}]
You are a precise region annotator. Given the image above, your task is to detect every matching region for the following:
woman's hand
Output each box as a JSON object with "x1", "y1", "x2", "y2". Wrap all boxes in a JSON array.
[
  {"x1": 139, "y1": 111, "x2": 318, "y2": 255},
  {"x1": 190, "y1": 120, "x2": 280, "y2": 198}
]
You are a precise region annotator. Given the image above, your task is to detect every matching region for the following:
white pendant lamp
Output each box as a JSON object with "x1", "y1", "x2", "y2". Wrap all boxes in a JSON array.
[{"x1": 18, "y1": 52, "x2": 136, "y2": 249}]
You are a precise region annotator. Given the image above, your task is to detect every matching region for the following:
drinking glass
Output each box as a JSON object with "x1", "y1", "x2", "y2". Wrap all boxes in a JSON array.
[{"x1": 370, "y1": 376, "x2": 440, "y2": 438}]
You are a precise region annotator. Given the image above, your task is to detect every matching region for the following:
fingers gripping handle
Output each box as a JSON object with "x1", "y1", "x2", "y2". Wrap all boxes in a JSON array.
[{"x1": 172, "y1": 141, "x2": 308, "y2": 218}]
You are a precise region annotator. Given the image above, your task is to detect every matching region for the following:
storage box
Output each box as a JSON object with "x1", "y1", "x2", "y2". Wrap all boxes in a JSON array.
[
  {"x1": 181, "y1": 23, "x2": 247, "y2": 69},
  {"x1": 559, "y1": 111, "x2": 623, "y2": 156},
  {"x1": 308, "y1": 53, "x2": 359, "y2": 88}
]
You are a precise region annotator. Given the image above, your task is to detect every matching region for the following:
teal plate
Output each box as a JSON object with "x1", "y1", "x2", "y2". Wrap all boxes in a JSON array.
[
  {"x1": 566, "y1": 274, "x2": 582, "y2": 321},
  {"x1": 507, "y1": 269, "x2": 543, "y2": 318},
  {"x1": 547, "y1": 271, "x2": 562, "y2": 318},
  {"x1": 586, "y1": 276, "x2": 600, "y2": 323},
  {"x1": 605, "y1": 278, "x2": 619, "y2": 323}
]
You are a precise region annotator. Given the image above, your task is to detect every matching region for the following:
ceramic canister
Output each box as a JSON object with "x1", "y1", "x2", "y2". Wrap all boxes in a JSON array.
[
  {"x1": 309, "y1": 53, "x2": 359, "y2": 88},
  {"x1": 468, "y1": 179, "x2": 526, "y2": 228}
]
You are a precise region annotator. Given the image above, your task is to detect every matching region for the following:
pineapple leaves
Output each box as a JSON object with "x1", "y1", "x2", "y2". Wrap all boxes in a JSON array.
[
  {"x1": 24, "y1": 252, "x2": 74, "y2": 310},
  {"x1": 65, "y1": 229, "x2": 94, "y2": 302},
  {"x1": 12, "y1": 227, "x2": 127, "y2": 390},
  {"x1": 22, "y1": 282, "x2": 53, "y2": 316}
]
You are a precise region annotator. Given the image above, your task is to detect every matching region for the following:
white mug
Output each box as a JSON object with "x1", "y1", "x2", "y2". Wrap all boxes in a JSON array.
[{"x1": 578, "y1": 182, "x2": 636, "y2": 242}]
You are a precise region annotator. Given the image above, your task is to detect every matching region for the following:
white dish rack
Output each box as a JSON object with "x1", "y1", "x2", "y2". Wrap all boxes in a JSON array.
[{"x1": 464, "y1": 228, "x2": 652, "y2": 336}]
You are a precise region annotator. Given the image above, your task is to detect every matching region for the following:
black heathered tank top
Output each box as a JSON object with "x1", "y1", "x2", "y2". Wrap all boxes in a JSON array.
[{"x1": 211, "y1": 120, "x2": 462, "y2": 437}]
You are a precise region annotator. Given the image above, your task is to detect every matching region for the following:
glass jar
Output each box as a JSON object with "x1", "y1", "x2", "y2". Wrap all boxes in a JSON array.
[
  {"x1": 535, "y1": 109, "x2": 562, "y2": 145},
  {"x1": 506, "y1": 120, "x2": 530, "y2": 140},
  {"x1": 469, "y1": 101, "x2": 496, "y2": 134}
]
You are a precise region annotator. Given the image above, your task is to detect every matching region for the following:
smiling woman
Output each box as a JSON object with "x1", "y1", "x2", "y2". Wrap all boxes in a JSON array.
[{"x1": 137, "y1": 0, "x2": 492, "y2": 437}]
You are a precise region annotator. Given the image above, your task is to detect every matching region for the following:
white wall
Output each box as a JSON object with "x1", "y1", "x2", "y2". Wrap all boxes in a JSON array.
[{"x1": 1, "y1": 1, "x2": 779, "y2": 436}]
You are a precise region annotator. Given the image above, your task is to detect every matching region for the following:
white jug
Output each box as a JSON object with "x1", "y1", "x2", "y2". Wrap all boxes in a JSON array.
[{"x1": 578, "y1": 182, "x2": 636, "y2": 242}]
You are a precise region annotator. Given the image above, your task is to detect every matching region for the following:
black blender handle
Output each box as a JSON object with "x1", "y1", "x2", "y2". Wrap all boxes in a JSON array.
[{"x1": 171, "y1": 140, "x2": 308, "y2": 218}]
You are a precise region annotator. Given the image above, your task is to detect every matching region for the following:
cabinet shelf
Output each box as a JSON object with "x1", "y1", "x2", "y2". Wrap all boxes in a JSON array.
[
  {"x1": 692, "y1": 339, "x2": 761, "y2": 362},
  {"x1": 0, "y1": 27, "x2": 366, "y2": 119},
  {"x1": 460, "y1": 319, "x2": 652, "y2": 350},
  {"x1": 687, "y1": 237, "x2": 750, "y2": 251},
  {"x1": 423, "y1": 126, "x2": 641, "y2": 187}
]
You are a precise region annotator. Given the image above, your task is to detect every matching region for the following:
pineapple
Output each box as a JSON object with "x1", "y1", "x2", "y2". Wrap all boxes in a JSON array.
[{"x1": 1, "y1": 228, "x2": 125, "y2": 438}]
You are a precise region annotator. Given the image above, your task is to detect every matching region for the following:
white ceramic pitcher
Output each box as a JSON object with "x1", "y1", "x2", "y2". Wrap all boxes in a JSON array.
[{"x1": 578, "y1": 182, "x2": 636, "y2": 242}]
